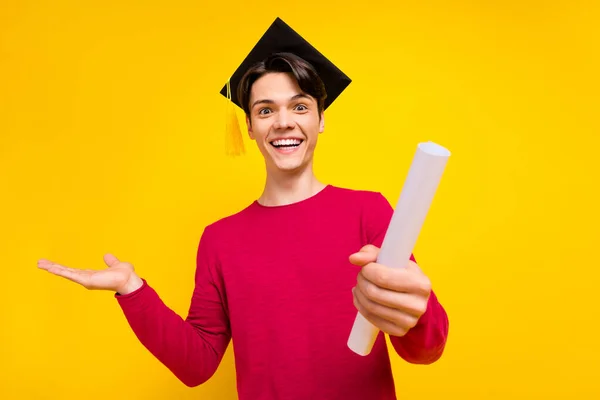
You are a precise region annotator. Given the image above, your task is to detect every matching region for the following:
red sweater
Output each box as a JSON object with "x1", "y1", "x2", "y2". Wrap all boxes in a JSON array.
[{"x1": 116, "y1": 185, "x2": 448, "y2": 399}]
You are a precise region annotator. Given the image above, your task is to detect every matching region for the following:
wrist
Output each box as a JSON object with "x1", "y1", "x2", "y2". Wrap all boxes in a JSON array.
[{"x1": 118, "y1": 273, "x2": 144, "y2": 295}]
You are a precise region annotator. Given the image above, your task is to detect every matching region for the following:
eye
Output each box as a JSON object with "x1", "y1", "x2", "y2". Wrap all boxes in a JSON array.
[
  {"x1": 258, "y1": 108, "x2": 272, "y2": 115},
  {"x1": 294, "y1": 104, "x2": 308, "y2": 111}
]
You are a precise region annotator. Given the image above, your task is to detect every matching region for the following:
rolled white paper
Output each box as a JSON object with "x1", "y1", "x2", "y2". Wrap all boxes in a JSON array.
[{"x1": 347, "y1": 141, "x2": 451, "y2": 356}]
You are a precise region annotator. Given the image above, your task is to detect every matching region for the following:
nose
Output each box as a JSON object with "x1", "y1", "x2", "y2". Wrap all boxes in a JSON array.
[{"x1": 273, "y1": 110, "x2": 295, "y2": 130}]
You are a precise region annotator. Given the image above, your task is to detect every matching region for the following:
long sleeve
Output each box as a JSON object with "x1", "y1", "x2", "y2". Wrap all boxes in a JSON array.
[
  {"x1": 115, "y1": 225, "x2": 231, "y2": 387},
  {"x1": 388, "y1": 289, "x2": 448, "y2": 363},
  {"x1": 362, "y1": 191, "x2": 449, "y2": 364}
]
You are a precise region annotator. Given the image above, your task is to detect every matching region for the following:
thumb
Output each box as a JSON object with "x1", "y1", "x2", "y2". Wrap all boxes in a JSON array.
[
  {"x1": 103, "y1": 253, "x2": 120, "y2": 268},
  {"x1": 349, "y1": 244, "x2": 380, "y2": 267}
]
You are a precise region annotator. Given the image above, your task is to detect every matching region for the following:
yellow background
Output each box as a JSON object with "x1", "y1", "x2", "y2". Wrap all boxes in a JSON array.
[{"x1": 1, "y1": 1, "x2": 599, "y2": 398}]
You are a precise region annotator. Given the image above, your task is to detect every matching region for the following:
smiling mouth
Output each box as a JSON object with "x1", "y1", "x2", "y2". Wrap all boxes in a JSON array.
[{"x1": 270, "y1": 138, "x2": 304, "y2": 149}]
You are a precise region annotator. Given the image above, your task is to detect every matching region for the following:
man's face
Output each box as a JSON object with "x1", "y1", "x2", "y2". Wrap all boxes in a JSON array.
[{"x1": 245, "y1": 72, "x2": 324, "y2": 174}]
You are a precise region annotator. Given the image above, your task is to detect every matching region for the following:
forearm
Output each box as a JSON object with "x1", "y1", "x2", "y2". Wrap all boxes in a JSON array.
[
  {"x1": 389, "y1": 290, "x2": 449, "y2": 364},
  {"x1": 115, "y1": 280, "x2": 229, "y2": 387}
]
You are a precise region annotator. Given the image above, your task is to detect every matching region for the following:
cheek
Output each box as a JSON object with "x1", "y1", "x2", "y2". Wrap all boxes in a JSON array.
[
  {"x1": 250, "y1": 121, "x2": 270, "y2": 141},
  {"x1": 298, "y1": 116, "x2": 321, "y2": 137}
]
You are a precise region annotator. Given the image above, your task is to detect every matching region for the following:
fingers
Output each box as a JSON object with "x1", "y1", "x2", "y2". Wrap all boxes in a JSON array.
[
  {"x1": 353, "y1": 286, "x2": 419, "y2": 324},
  {"x1": 38, "y1": 260, "x2": 91, "y2": 287},
  {"x1": 349, "y1": 244, "x2": 380, "y2": 267},
  {"x1": 37, "y1": 259, "x2": 54, "y2": 271},
  {"x1": 355, "y1": 274, "x2": 428, "y2": 317},
  {"x1": 360, "y1": 260, "x2": 431, "y2": 296},
  {"x1": 103, "y1": 253, "x2": 120, "y2": 268},
  {"x1": 37, "y1": 259, "x2": 75, "y2": 273},
  {"x1": 352, "y1": 288, "x2": 416, "y2": 337}
]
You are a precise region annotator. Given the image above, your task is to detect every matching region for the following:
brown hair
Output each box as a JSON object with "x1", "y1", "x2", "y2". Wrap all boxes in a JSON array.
[{"x1": 237, "y1": 52, "x2": 327, "y2": 117}]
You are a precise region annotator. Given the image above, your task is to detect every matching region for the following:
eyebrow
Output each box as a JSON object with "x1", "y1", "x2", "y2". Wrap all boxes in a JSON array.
[{"x1": 251, "y1": 93, "x2": 312, "y2": 110}]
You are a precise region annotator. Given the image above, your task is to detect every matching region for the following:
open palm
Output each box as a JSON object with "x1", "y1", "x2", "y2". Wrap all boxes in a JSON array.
[{"x1": 38, "y1": 253, "x2": 141, "y2": 294}]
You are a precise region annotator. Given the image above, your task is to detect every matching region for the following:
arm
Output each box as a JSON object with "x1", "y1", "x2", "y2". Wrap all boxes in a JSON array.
[
  {"x1": 116, "y1": 225, "x2": 231, "y2": 386},
  {"x1": 362, "y1": 192, "x2": 449, "y2": 364}
]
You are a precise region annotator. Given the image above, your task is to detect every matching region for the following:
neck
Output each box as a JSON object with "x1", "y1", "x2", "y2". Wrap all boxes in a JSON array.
[{"x1": 257, "y1": 164, "x2": 327, "y2": 207}]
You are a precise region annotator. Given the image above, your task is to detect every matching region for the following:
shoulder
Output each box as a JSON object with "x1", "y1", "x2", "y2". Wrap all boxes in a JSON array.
[
  {"x1": 192, "y1": 203, "x2": 257, "y2": 269},
  {"x1": 328, "y1": 186, "x2": 394, "y2": 246},
  {"x1": 328, "y1": 185, "x2": 392, "y2": 209},
  {"x1": 328, "y1": 185, "x2": 393, "y2": 236},
  {"x1": 202, "y1": 202, "x2": 256, "y2": 238}
]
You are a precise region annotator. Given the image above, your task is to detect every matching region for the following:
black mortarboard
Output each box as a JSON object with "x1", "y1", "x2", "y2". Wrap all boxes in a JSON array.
[{"x1": 220, "y1": 17, "x2": 352, "y2": 156}]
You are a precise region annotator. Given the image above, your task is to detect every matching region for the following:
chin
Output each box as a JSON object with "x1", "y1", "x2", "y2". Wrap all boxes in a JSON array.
[
  {"x1": 270, "y1": 155, "x2": 312, "y2": 174},
  {"x1": 275, "y1": 163, "x2": 304, "y2": 173},
  {"x1": 268, "y1": 153, "x2": 298, "y2": 168}
]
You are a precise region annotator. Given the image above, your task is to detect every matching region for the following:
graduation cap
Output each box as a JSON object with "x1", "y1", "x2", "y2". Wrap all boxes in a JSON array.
[{"x1": 220, "y1": 17, "x2": 352, "y2": 156}]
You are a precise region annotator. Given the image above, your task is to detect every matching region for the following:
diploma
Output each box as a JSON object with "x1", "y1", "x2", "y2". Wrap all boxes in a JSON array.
[{"x1": 347, "y1": 141, "x2": 451, "y2": 356}]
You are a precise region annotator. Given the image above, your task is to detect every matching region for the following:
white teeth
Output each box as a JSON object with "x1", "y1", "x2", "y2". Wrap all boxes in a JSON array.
[{"x1": 272, "y1": 138, "x2": 302, "y2": 146}]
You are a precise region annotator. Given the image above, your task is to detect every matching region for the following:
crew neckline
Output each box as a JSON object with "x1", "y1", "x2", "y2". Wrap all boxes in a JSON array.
[{"x1": 252, "y1": 184, "x2": 334, "y2": 210}]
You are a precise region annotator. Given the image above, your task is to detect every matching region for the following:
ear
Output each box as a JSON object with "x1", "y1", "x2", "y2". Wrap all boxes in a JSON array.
[
  {"x1": 319, "y1": 112, "x2": 325, "y2": 133},
  {"x1": 246, "y1": 115, "x2": 254, "y2": 140}
]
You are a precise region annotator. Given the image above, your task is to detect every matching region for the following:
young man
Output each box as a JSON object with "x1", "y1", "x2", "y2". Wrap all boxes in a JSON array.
[{"x1": 38, "y1": 18, "x2": 448, "y2": 400}]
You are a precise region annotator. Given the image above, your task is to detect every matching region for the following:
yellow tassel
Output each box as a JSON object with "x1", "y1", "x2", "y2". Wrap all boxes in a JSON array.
[{"x1": 225, "y1": 79, "x2": 245, "y2": 156}]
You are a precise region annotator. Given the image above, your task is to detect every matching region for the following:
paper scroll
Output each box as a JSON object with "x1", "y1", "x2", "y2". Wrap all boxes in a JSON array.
[{"x1": 347, "y1": 141, "x2": 451, "y2": 356}]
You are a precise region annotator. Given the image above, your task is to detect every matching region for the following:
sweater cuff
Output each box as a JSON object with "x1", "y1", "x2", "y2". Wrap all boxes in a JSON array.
[{"x1": 114, "y1": 279, "x2": 157, "y2": 312}]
